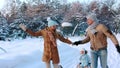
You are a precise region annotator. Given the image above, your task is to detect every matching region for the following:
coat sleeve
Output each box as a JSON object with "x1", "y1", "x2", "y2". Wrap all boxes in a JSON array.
[
  {"x1": 56, "y1": 33, "x2": 72, "y2": 44},
  {"x1": 26, "y1": 29, "x2": 43, "y2": 36},
  {"x1": 81, "y1": 33, "x2": 90, "y2": 44},
  {"x1": 100, "y1": 24, "x2": 119, "y2": 45}
]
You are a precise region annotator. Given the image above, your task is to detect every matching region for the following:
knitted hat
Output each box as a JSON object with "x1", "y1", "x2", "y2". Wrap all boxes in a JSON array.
[
  {"x1": 81, "y1": 48, "x2": 85, "y2": 52},
  {"x1": 47, "y1": 17, "x2": 58, "y2": 27},
  {"x1": 86, "y1": 13, "x2": 98, "y2": 23}
]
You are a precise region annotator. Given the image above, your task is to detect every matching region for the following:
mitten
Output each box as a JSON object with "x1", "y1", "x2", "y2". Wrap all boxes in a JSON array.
[
  {"x1": 79, "y1": 62, "x2": 81, "y2": 65},
  {"x1": 116, "y1": 44, "x2": 120, "y2": 53},
  {"x1": 72, "y1": 41, "x2": 82, "y2": 45},
  {"x1": 19, "y1": 24, "x2": 27, "y2": 31}
]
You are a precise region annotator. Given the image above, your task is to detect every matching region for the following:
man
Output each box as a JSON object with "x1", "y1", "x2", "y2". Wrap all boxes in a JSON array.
[
  {"x1": 19, "y1": 17, "x2": 72, "y2": 68},
  {"x1": 73, "y1": 13, "x2": 120, "y2": 68}
]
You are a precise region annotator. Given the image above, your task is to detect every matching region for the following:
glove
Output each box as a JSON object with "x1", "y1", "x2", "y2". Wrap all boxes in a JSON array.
[
  {"x1": 88, "y1": 63, "x2": 91, "y2": 66},
  {"x1": 116, "y1": 44, "x2": 120, "y2": 53},
  {"x1": 72, "y1": 41, "x2": 82, "y2": 46},
  {"x1": 88, "y1": 63, "x2": 91, "y2": 65},
  {"x1": 19, "y1": 24, "x2": 27, "y2": 31}
]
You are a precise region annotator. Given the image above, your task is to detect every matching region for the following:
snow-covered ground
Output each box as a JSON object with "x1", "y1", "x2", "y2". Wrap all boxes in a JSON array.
[{"x1": 0, "y1": 35, "x2": 120, "y2": 68}]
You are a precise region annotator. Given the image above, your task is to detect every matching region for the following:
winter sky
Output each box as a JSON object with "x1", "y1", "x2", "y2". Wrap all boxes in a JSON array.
[{"x1": 0, "y1": 0, "x2": 5, "y2": 10}]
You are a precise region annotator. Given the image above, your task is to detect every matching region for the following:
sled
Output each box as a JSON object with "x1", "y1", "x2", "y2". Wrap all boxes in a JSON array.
[{"x1": 76, "y1": 64, "x2": 91, "y2": 68}]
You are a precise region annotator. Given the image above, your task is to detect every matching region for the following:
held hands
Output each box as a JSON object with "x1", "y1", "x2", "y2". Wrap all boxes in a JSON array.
[
  {"x1": 116, "y1": 45, "x2": 120, "y2": 53},
  {"x1": 72, "y1": 41, "x2": 82, "y2": 46},
  {"x1": 19, "y1": 24, "x2": 26, "y2": 31}
]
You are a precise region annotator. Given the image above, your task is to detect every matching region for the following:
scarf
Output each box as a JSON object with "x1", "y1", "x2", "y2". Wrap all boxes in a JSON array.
[
  {"x1": 86, "y1": 22, "x2": 99, "y2": 34},
  {"x1": 47, "y1": 30, "x2": 57, "y2": 47}
]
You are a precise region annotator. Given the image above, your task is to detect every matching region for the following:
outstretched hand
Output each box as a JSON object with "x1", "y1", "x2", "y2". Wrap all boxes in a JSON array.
[{"x1": 19, "y1": 24, "x2": 26, "y2": 31}]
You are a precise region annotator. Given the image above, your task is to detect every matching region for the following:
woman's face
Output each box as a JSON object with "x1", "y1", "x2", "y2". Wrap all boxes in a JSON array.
[
  {"x1": 50, "y1": 25, "x2": 57, "y2": 31},
  {"x1": 87, "y1": 18, "x2": 94, "y2": 25}
]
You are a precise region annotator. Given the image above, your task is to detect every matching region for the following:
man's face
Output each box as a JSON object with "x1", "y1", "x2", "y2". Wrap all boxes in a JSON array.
[{"x1": 87, "y1": 18, "x2": 94, "y2": 25}]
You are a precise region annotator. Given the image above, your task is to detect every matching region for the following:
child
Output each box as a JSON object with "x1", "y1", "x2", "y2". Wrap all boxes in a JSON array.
[{"x1": 77, "y1": 48, "x2": 91, "y2": 68}]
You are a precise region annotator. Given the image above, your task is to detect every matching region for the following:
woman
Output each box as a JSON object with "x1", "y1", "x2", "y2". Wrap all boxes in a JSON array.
[{"x1": 19, "y1": 17, "x2": 72, "y2": 68}]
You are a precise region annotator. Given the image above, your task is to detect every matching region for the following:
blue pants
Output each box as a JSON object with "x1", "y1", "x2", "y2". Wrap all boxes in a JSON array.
[{"x1": 91, "y1": 48, "x2": 108, "y2": 68}]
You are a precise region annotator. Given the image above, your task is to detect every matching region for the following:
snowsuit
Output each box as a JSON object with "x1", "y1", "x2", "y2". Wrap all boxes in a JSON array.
[
  {"x1": 77, "y1": 49, "x2": 91, "y2": 68},
  {"x1": 79, "y1": 54, "x2": 91, "y2": 68}
]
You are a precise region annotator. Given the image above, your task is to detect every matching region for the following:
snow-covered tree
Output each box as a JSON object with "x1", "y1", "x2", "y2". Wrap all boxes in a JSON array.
[
  {"x1": 0, "y1": 0, "x2": 120, "y2": 40},
  {"x1": 0, "y1": 13, "x2": 9, "y2": 41}
]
